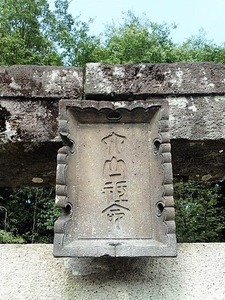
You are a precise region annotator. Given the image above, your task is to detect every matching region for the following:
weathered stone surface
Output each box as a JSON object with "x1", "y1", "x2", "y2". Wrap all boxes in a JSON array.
[
  {"x1": 171, "y1": 140, "x2": 225, "y2": 182},
  {"x1": 168, "y1": 95, "x2": 225, "y2": 140},
  {"x1": 54, "y1": 100, "x2": 176, "y2": 257},
  {"x1": 0, "y1": 65, "x2": 83, "y2": 99},
  {"x1": 86, "y1": 62, "x2": 225, "y2": 98},
  {"x1": 1, "y1": 244, "x2": 225, "y2": 299},
  {"x1": 1, "y1": 63, "x2": 225, "y2": 186},
  {"x1": 1, "y1": 95, "x2": 225, "y2": 143},
  {"x1": 0, "y1": 99, "x2": 59, "y2": 143}
]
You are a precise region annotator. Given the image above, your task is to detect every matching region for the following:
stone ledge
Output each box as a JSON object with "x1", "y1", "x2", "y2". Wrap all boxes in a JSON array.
[
  {"x1": 0, "y1": 243, "x2": 224, "y2": 300},
  {"x1": 1, "y1": 95, "x2": 225, "y2": 143},
  {"x1": 86, "y1": 62, "x2": 225, "y2": 98},
  {"x1": 0, "y1": 65, "x2": 83, "y2": 99}
]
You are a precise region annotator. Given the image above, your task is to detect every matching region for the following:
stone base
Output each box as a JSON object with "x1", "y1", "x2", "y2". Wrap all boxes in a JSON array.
[{"x1": 1, "y1": 244, "x2": 224, "y2": 300}]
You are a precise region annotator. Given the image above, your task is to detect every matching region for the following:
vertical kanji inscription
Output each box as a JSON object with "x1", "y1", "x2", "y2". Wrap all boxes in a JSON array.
[{"x1": 101, "y1": 132, "x2": 129, "y2": 229}]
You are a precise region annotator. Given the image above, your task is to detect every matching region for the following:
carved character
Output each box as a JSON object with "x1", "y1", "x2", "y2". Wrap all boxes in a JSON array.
[
  {"x1": 103, "y1": 156, "x2": 127, "y2": 180},
  {"x1": 102, "y1": 203, "x2": 130, "y2": 229},
  {"x1": 102, "y1": 132, "x2": 126, "y2": 157}
]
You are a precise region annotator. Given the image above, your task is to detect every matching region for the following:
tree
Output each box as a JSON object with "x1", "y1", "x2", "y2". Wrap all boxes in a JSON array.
[
  {"x1": 169, "y1": 29, "x2": 225, "y2": 64},
  {"x1": 44, "y1": 0, "x2": 103, "y2": 66},
  {"x1": 0, "y1": 187, "x2": 60, "y2": 243},
  {"x1": 174, "y1": 181, "x2": 225, "y2": 242},
  {"x1": 97, "y1": 12, "x2": 225, "y2": 65},
  {"x1": 0, "y1": 0, "x2": 100, "y2": 66},
  {"x1": 0, "y1": 0, "x2": 63, "y2": 65},
  {"x1": 1, "y1": 2, "x2": 225, "y2": 66},
  {"x1": 96, "y1": 11, "x2": 177, "y2": 64}
]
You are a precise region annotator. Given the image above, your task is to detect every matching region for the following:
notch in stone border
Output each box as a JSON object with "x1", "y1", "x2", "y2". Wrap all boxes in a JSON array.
[{"x1": 53, "y1": 99, "x2": 177, "y2": 257}]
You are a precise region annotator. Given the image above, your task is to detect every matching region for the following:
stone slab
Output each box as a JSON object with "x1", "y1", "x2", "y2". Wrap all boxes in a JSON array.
[
  {"x1": 0, "y1": 65, "x2": 83, "y2": 99},
  {"x1": 86, "y1": 62, "x2": 225, "y2": 98},
  {"x1": 168, "y1": 95, "x2": 225, "y2": 140},
  {"x1": 1, "y1": 244, "x2": 225, "y2": 300},
  {"x1": 1, "y1": 95, "x2": 225, "y2": 144},
  {"x1": 0, "y1": 99, "x2": 60, "y2": 143}
]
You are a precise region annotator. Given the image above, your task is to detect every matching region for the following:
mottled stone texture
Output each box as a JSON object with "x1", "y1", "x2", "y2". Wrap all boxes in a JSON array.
[
  {"x1": 0, "y1": 65, "x2": 82, "y2": 186},
  {"x1": 1, "y1": 63, "x2": 225, "y2": 186},
  {"x1": 1, "y1": 244, "x2": 225, "y2": 299},
  {"x1": 0, "y1": 99, "x2": 59, "y2": 143},
  {"x1": 0, "y1": 65, "x2": 83, "y2": 98},
  {"x1": 54, "y1": 100, "x2": 176, "y2": 257},
  {"x1": 86, "y1": 62, "x2": 225, "y2": 98}
]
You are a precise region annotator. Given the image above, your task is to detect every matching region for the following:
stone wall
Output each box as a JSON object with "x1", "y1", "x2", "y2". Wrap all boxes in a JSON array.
[
  {"x1": 1, "y1": 62, "x2": 225, "y2": 185},
  {"x1": 1, "y1": 64, "x2": 225, "y2": 299},
  {"x1": 1, "y1": 244, "x2": 225, "y2": 300}
]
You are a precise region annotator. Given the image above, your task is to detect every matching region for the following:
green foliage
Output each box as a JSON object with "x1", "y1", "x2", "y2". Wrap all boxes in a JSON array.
[
  {"x1": 168, "y1": 29, "x2": 225, "y2": 64},
  {"x1": 174, "y1": 181, "x2": 225, "y2": 243},
  {"x1": 0, "y1": 0, "x2": 63, "y2": 65},
  {"x1": 0, "y1": 0, "x2": 100, "y2": 66},
  {"x1": 97, "y1": 12, "x2": 225, "y2": 65},
  {"x1": 45, "y1": 0, "x2": 102, "y2": 66},
  {"x1": 99, "y1": 11, "x2": 177, "y2": 64},
  {"x1": 0, "y1": 187, "x2": 60, "y2": 243},
  {"x1": 1, "y1": 2, "x2": 225, "y2": 67},
  {"x1": 0, "y1": 229, "x2": 25, "y2": 243}
]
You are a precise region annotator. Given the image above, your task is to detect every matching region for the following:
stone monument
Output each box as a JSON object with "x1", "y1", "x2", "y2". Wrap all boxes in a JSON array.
[{"x1": 53, "y1": 99, "x2": 176, "y2": 257}]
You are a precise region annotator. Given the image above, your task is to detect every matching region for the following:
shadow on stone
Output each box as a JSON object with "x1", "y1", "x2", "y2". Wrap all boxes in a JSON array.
[{"x1": 64, "y1": 256, "x2": 150, "y2": 276}]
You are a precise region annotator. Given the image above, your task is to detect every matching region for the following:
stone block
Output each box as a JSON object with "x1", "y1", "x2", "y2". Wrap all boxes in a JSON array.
[
  {"x1": 86, "y1": 62, "x2": 225, "y2": 98},
  {"x1": 0, "y1": 65, "x2": 83, "y2": 99},
  {"x1": 0, "y1": 99, "x2": 59, "y2": 143},
  {"x1": 1, "y1": 63, "x2": 225, "y2": 186}
]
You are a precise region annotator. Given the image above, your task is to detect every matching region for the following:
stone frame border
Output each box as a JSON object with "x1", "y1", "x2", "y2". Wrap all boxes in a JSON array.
[{"x1": 54, "y1": 99, "x2": 176, "y2": 257}]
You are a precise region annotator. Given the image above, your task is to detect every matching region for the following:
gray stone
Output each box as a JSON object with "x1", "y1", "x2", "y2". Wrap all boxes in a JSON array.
[
  {"x1": 0, "y1": 65, "x2": 83, "y2": 99},
  {"x1": 86, "y1": 62, "x2": 225, "y2": 98},
  {"x1": 1, "y1": 244, "x2": 225, "y2": 299},
  {"x1": 54, "y1": 99, "x2": 176, "y2": 257},
  {"x1": 1, "y1": 63, "x2": 225, "y2": 186},
  {"x1": 171, "y1": 140, "x2": 225, "y2": 182},
  {"x1": 0, "y1": 142, "x2": 61, "y2": 187},
  {"x1": 0, "y1": 99, "x2": 59, "y2": 143},
  {"x1": 1, "y1": 95, "x2": 225, "y2": 144},
  {"x1": 168, "y1": 95, "x2": 225, "y2": 140}
]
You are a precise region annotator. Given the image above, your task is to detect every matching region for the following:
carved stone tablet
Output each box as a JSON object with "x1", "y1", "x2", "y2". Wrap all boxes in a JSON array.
[{"x1": 53, "y1": 100, "x2": 176, "y2": 257}]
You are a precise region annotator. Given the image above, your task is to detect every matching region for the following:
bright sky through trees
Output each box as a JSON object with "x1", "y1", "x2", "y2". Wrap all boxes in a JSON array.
[
  {"x1": 2, "y1": 0, "x2": 225, "y2": 66},
  {"x1": 65, "y1": 0, "x2": 225, "y2": 45}
]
